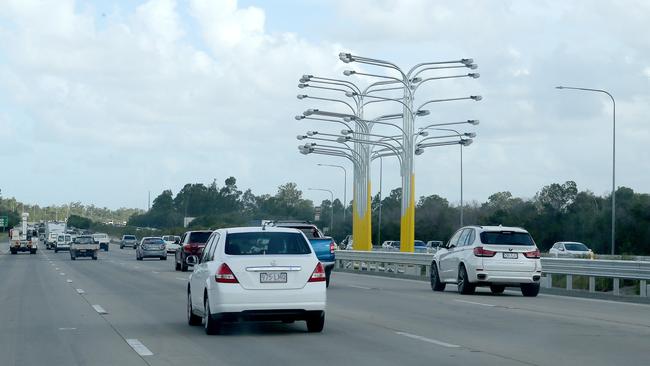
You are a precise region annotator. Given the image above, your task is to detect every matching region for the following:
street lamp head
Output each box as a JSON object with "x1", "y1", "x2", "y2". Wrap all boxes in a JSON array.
[
  {"x1": 341, "y1": 129, "x2": 353, "y2": 135},
  {"x1": 416, "y1": 109, "x2": 430, "y2": 117},
  {"x1": 468, "y1": 119, "x2": 480, "y2": 125},
  {"x1": 294, "y1": 115, "x2": 305, "y2": 120},
  {"x1": 343, "y1": 116, "x2": 357, "y2": 122},
  {"x1": 343, "y1": 70, "x2": 356, "y2": 76},
  {"x1": 298, "y1": 83, "x2": 308, "y2": 89},
  {"x1": 470, "y1": 95, "x2": 483, "y2": 101},
  {"x1": 339, "y1": 52, "x2": 354, "y2": 63},
  {"x1": 306, "y1": 130, "x2": 318, "y2": 136},
  {"x1": 410, "y1": 77, "x2": 422, "y2": 83},
  {"x1": 461, "y1": 138, "x2": 473, "y2": 146},
  {"x1": 297, "y1": 94, "x2": 307, "y2": 100},
  {"x1": 467, "y1": 63, "x2": 478, "y2": 70},
  {"x1": 302, "y1": 74, "x2": 312, "y2": 81},
  {"x1": 304, "y1": 143, "x2": 316, "y2": 148},
  {"x1": 464, "y1": 132, "x2": 477, "y2": 138},
  {"x1": 415, "y1": 148, "x2": 424, "y2": 155},
  {"x1": 417, "y1": 130, "x2": 429, "y2": 137},
  {"x1": 345, "y1": 91, "x2": 358, "y2": 97},
  {"x1": 296, "y1": 135, "x2": 306, "y2": 140},
  {"x1": 303, "y1": 108, "x2": 318, "y2": 116},
  {"x1": 336, "y1": 136, "x2": 351, "y2": 143},
  {"x1": 461, "y1": 58, "x2": 474, "y2": 66},
  {"x1": 555, "y1": 86, "x2": 564, "y2": 89},
  {"x1": 468, "y1": 73, "x2": 480, "y2": 79}
]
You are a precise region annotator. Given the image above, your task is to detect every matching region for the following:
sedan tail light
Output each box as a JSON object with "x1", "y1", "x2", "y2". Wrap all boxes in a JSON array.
[
  {"x1": 523, "y1": 249, "x2": 541, "y2": 259},
  {"x1": 329, "y1": 240, "x2": 336, "y2": 254},
  {"x1": 473, "y1": 246, "x2": 497, "y2": 257},
  {"x1": 308, "y1": 262, "x2": 326, "y2": 282},
  {"x1": 215, "y1": 263, "x2": 239, "y2": 283}
]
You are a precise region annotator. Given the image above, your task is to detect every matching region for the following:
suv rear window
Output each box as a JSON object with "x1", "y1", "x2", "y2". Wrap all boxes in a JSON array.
[
  {"x1": 480, "y1": 231, "x2": 535, "y2": 246},
  {"x1": 188, "y1": 232, "x2": 211, "y2": 243},
  {"x1": 225, "y1": 232, "x2": 312, "y2": 255},
  {"x1": 124, "y1": 235, "x2": 136, "y2": 240}
]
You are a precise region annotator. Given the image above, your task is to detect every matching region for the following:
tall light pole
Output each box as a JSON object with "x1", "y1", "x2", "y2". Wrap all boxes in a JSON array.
[
  {"x1": 308, "y1": 188, "x2": 334, "y2": 235},
  {"x1": 555, "y1": 86, "x2": 616, "y2": 255},
  {"x1": 317, "y1": 163, "x2": 348, "y2": 221}
]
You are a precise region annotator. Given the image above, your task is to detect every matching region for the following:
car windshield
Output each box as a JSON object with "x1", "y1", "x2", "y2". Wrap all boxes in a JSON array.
[
  {"x1": 188, "y1": 232, "x2": 211, "y2": 243},
  {"x1": 143, "y1": 238, "x2": 164, "y2": 245},
  {"x1": 94, "y1": 234, "x2": 107, "y2": 239},
  {"x1": 75, "y1": 237, "x2": 93, "y2": 244},
  {"x1": 225, "y1": 232, "x2": 312, "y2": 255},
  {"x1": 565, "y1": 243, "x2": 589, "y2": 251},
  {"x1": 480, "y1": 231, "x2": 535, "y2": 246}
]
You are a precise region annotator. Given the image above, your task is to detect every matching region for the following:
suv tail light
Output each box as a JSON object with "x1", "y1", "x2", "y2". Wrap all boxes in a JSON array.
[
  {"x1": 215, "y1": 263, "x2": 239, "y2": 283},
  {"x1": 473, "y1": 246, "x2": 497, "y2": 257},
  {"x1": 523, "y1": 249, "x2": 541, "y2": 259},
  {"x1": 329, "y1": 240, "x2": 336, "y2": 254},
  {"x1": 308, "y1": 262, "x2": 326, "y2": 282}
]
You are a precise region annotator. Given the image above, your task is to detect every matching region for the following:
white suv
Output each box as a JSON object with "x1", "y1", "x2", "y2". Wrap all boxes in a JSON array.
[
  {"x1": 186, "y1": 227, "x2": 327, "y2": 335},
  {"x1": 430, "y1": 226, "x2": 542, "y2": 297}
]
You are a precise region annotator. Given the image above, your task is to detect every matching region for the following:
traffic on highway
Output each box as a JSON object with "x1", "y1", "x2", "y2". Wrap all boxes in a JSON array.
[{"x1": 2, "y1": 1, "x2": 650, "y2": 366}]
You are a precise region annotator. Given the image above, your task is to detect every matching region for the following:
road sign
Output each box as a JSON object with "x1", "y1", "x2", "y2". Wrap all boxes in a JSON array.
[
  {"x1": 0, "y1": 216, "x2": 7, "y2": 227},
  {"x1": 314, "y1": 206, "x2": 321, "y2": 221}
]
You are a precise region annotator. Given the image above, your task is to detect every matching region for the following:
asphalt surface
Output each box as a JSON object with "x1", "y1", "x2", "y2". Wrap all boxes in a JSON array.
[{"x1": 1, "y1": 241, "x2": 649, "y2": 366}]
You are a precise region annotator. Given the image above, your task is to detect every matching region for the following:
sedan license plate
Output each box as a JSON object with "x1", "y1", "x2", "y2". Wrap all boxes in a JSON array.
[
  {"x1": 260, "y1": 272, "x2": 287, "y2": 283},
  {"x1": 503, "y1": 252, "x2": 518, "y2": 259}
]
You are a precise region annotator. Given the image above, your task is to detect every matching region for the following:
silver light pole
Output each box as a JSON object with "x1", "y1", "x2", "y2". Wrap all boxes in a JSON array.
[
  {"x1": 317, "y1": 163, "x2": 348, "y2": 221},
  {"x1": 556, "y1": 86, "x2": 616, "y2": 255},
  {"x1": 308, "y1": 188, "x2": 335, "y2": 235}
]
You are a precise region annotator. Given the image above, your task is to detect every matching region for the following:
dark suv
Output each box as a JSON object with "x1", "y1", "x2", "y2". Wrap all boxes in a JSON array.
[{"x1": 174, "y1": 230, "x2": 212, "y2": 271}]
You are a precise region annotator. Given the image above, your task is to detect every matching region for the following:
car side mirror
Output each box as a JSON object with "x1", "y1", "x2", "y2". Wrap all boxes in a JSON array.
[
  {"x1": 186, "y1": 255, "x2": 198, "y2": 266},
  {"x1": 559, "y1": 248, "x2": 565, "y2": 251},
  {"x1": 94, "y1": 240, "x2": 99, "y2": 244}
]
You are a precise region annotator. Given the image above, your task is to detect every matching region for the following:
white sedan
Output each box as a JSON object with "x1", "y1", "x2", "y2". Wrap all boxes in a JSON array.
[
  {"x1": 549, "y1": 242, "x2": 593, "y2": 258},
  {"x1": 186, "y1": 227, "x2": 327, "y2": 334}
]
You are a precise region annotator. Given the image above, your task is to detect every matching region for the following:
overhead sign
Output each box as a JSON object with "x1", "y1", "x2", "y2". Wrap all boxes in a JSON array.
[
  {"x1": 0, "y1": 216, "x2": 7, "y2": 227},
  {"x1": 314, "y1": 206, "x2": 321, "y2": 221}
]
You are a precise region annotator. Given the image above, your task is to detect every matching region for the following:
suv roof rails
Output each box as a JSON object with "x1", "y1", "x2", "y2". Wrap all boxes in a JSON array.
[{"x1": 271, "y1": 220, "x2": 312, "y2": 225}]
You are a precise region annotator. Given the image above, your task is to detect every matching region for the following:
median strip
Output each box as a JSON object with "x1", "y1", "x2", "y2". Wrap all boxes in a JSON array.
[
  {"x1": 395, "y1": 331, "x2": 460, "y2": 348},
  {"x1": 126, "y1": 339, "x2": 153, "y2": 356}
]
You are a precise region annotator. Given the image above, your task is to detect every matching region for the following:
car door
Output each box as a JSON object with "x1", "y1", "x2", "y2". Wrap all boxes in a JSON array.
[
  {"x1": 438, "y1": 229, "x2": 463, "y2": 281},
  {"x1": 448, "y1": 229, "x2": 471, "y2": 281},
  {"x1": 191, "y1": 232, "x2": 219, "y2": 307}
]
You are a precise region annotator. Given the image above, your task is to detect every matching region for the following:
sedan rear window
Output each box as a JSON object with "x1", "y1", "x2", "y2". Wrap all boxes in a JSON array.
[
  {"x1": 225, "y1": 232, "x2": 312, "y2": 255},
  {"x1": 124, "y1": 235, "x2": 136, "y2": 240},
  {"x1": 480, "y1": 231, "x2": 535, "y2": 246},
  {"x1": 143, "y1": 238, "x2": 164, "y2": 245},
  {"x1": 564, "y1": 243, "x2": 589, "y2": 251}
]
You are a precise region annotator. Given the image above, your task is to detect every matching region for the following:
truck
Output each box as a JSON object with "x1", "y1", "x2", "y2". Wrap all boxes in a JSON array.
[
  {"x1": 92, "y1": 233, "x2": 110, "y2": 251},
  {"x1": 271, "y1": 220, "x2": 336, "y2": 287},
  {"x1": 9, "y1": 213, "x2": 37, "y2": 254},
  {"x1": 45, "y1": 222, "x2": 67, "y2": 250},
  {"x1": 70, "y1": 235, "x2": 99, "y2": 260}
]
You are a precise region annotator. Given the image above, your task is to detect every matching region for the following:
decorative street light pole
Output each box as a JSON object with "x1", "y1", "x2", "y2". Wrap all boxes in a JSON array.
[{"x1": 555, "y1": 86, "x2": 616, "y2": 255}]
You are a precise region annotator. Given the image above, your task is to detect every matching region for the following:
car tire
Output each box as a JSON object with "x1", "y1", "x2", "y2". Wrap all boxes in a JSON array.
[
  {"x1": 30, "y1": 249, "x2": 37, "y2": 254},
  {"x1": 120, "y1": 245, "x2": 124, "y2": 249},
  {"x1": 187, "y1": 290, "x2": 202, "y2": 326},
  {"x1": 181, "y1": 255, "x2": 188, "y2": 272},
  {"x1": 137, "y1": 255, "x2": 142, "y2": 261},
  {"x1": 325, "y1": 269, "x2": 331, "y2": 288},
  {"x1": 490, "y1": 285, "x2": 506, "y2": 294},
  {"x1": 306, "y1": 311, "x2": 325, "y2": 333},
  {"x1": 55, "y1": 248, "x2": 58, "y2": 253},
  {"x1": 71, "y1": 252, "x2": 76, "y2": 260},
  {"x1": 457, "y1": 265, "x2": 476, "y2": 295},
  {"x1": 430, "y1": 262, "x2": 446, "y2": 291},
  {"x1": 10, "y1": 249, "x2": 17, "y2": 255},
  {"x1": 175, "y1": 261, "x2": 181, "y2": 271},
  {"x1": 204, "y1": 297, "x2": 221, "y2": 335},
  {"x1": 92, "y1": 252, "x2": 98, "y2": 260},
  {"x1": 160, "y1": 256, "x2": 166, "y2": 261},
  {"x1": 521, "y1": 283, "x2": 540, "y2": 297}
]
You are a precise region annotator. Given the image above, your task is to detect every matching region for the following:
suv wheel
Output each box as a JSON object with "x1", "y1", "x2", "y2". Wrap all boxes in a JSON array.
[
  {"x1": 430, "y1": 262, "x2": 446, "y2": 291},
  {"x1": 181, "y1": 254, "x2": 188, "y2": 272},
  {"x1": 521, "y1": 283, "x2": 540, "y2": 297},
  {"x1": 457, "y1": 265, "x2": 476, "y2": 295}
]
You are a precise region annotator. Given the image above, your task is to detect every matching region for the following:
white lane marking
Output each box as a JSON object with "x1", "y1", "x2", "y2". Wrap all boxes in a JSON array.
[
  {"x1": 59, "y1": 273, "x2": 65, "y2": 276},
  {"x1": 175, "y1": 277, "x2": 188, "y2": 281},
  {"x1": 58, "y1": 327, "x2": 77, "y2": 331},
  {"x1": 395, "y1": 331, "x2": 460, "y2": 348},
  {"x1": 348, "y1": 285, "x2": 373, "y2": 290},
  {"x1": 76, "y1": 288, "x2": 85, "y2": 294},
  {"x1": 454, "y1": 299, "x2": 496, "y2": 307},
  {"x1": 152, "y1": 271, "x2": 160, "y2": 274},
  {"x1": 92, "y1": 305, "x2": 108, "y2": 314},
  {"x1": 66, "y1": 279, "x2": 73, "y2": 283},
  {"x1": 126, "y1": 339, "x2": 154, "y2": 356},
  {"x1": 538, "y1": 293, "x2": 650, "y2": 308},
  {"x1": 55, "y1": 268, "x2": 60, "y2": 270}
]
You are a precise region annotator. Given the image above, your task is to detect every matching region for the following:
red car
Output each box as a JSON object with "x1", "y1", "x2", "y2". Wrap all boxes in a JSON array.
[{"x1": 174, "y1": 230, "x2": 213, "y2": 271}]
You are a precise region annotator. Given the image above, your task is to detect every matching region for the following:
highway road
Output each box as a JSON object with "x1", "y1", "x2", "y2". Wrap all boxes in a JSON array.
[{"x1": 1, "y1": 241, "x2": 649, "y2": 366}]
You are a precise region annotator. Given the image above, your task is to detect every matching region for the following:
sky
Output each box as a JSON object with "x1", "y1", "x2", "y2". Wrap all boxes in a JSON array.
[{"x1": 0, "y1": 0, "x2": 649, "y2": 210}]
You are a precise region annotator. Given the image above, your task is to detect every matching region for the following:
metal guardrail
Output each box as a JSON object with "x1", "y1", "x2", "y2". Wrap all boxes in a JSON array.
[{"x1": 335, "y1": 250, "x2": 650, "y2": 297}]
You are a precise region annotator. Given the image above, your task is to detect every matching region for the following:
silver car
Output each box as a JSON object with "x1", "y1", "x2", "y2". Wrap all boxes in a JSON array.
[{"x1": 136, "y1": 237, "x2": 167, "y2": 261}]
